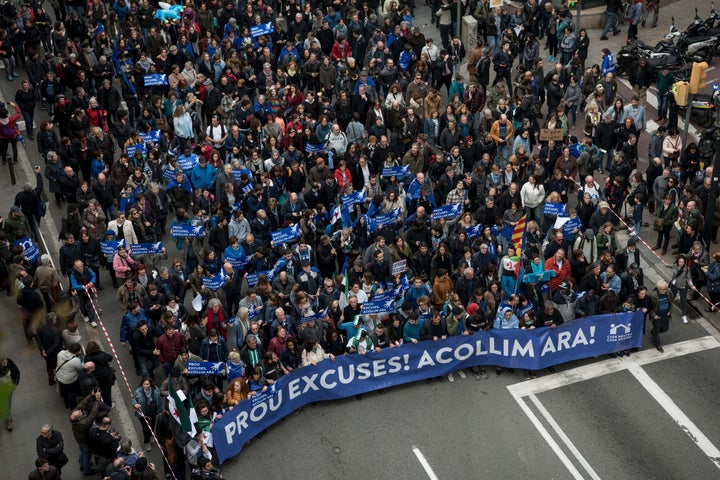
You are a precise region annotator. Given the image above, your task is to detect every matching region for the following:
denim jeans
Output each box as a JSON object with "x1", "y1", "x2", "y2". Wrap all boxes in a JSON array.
[
  {"x1": 78, "y1": 443, "x2": 92, "y2": 473},
  {"x1": 657, "y1": 92, "x2": 669, "y2": 119},
  {"x1": 602, "y1": 11, "x2": 618, "y2": 37},
  {"x1": 602, "y1": 148, "x2": 615, "y2": 172}
]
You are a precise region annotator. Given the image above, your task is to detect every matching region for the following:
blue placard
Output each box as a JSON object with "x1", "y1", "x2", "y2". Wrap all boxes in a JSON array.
[
  {"x1": 227, "y1": 256, "x2": 252, "y2": 269},
  {"x1": 431, "y1": 203, "x2": 463, "y2": 221},
  {"x1": 361, "y1": 299, "x2": 396, "y2": 315},
  {"x1": 245, "y1": 269, "x2": 275, "y2": 287},
  {"x1": 381, "y1": 165, "x2": 410, "y2": 178},
  {"x1": 367, "y1": 208, "x2": 401, "y2": 233},
  {"x1": 13, "y1": 236, "x2": 39, "y2": 263},
  {"x1": 232, "y1": 168, "x2": 253, "y2": 181},
  {"x1": 162, "y1": 168, "x2": 176, "y2": 182},
  {"x1": 305, "y1": 142, "x2": 326, "y2": 153},
  {"x1": 241, "y1": 182, "x2": 254, "y2": 194},
  {"x1": 250, "y1": 22, "x2": 273, "y2": 37},
  {"x1": 128, "y1": 242, "x2": 164, "y2": 255},
  {"x1": 562, "y1": 217, "x2": 583, "y2": 236},
  {"x1": 341, "y1": 190, "x2": 366, "y2": 207},
  {"x1": 177, "y1": 154, "x2": 199, "y2": 171},
  {"x1": 139, "y1": 130, "x2": 161, "y2": 143},
  {"x1": 543, "y1": 202, "x2": 567, "y2": 216},
  {"x1": 144, "y1": 74, "x2": 168, "y2": 86},
  {"x1": 466, "y1": 224, "x2": 483, "y2": 238},
  {"x1": 100, "y1": 239, "x2": 124, "y2": 255},
  {"x1": 299, "y1": 307, "x2": 328, "y2": 324},
  {"x1": 187, "y1": 361, "x2": 225, "y2": 375},
  {"x1": 373, "y1": 284, "x2": 406, "y2": 302},
  {"x1": 212, "y1": 311, "x2": 644, "y2": 463},
  {"x1": 203, "y1": 271, "x2": 226, "y2": 289},
  {"x1": 271, "y1": 224, "x2": 301, "y2": 245},
  {"x1": 170, "y1": 224, "x2": 205, "y2": 237},
  {"x1": 126, "y1": 143, "x2": 147, "y2": 156}
]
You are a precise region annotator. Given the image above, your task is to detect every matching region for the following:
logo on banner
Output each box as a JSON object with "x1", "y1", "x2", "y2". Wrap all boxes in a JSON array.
[
  {"x1": 171, "y1": 224, "x2": 205, "y2": 237},
  {"x1": 271, "y1": 224, "x2": 301, "y2": 245},
  {"x1": 128, "y1": 242, "x2": 163, "y2": 255},
  {"x1": 607, "y1": 322, "x2": 632, "y2": 342},
  {"x1": 187, "y1": 361, "x2": 225, "y2": 375},
  {"x1": 381, "y1": 165, "x2": 410, "y2": 178},
  {"x1": 341, "y1": 190, "x2": 366, "y2": 207},
  {"x1": 431, "y1": 203, "x2": 462, "y2": 221},
  {"x1": 13, "y1": 236, "x2": 39, "y2": 263}
]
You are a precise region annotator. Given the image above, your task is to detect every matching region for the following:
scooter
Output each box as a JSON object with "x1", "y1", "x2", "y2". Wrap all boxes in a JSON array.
[
  {"x1": 677, "y1": 84, "x2": 720, "y2": 128},
  {"x1": 616, "y1": 38, "x2": 692, "y2": 76}
]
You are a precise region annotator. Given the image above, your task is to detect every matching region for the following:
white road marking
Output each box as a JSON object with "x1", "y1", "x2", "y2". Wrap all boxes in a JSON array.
[
  {"x1": 624, "y1": 359, "x2": 720, "y2": 470},
  {"x1": 412, "y1": 445, "x2": 440, "y2": 480},
  {"x1": 528, "y1": 394, "x2": 602, "y2": 480},
  {"x1": 508, "y1": 336, "x2": 720, "y2": 397},
  {"x1": 507, "y1": 392, "x2": 588, "y2": 480}
]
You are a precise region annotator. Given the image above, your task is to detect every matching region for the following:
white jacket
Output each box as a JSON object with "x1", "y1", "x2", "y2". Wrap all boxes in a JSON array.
[
  {"x1": 107, "y1": 219, "x2": 139, "y2": 245},
  {"x1": 521, "y1": 183, "x2": 546, "y2": 208},
  {"x1": 54, "y1": 349, "x2": 83, "y2": 385}
]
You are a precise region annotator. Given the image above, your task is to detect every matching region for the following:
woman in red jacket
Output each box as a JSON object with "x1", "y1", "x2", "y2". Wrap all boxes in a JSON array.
[{"x1": 0, "y1": 101, "x2": 22, "y2": 164}]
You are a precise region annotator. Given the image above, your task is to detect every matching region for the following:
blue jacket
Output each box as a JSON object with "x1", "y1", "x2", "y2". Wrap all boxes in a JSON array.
[
  {"x1": 133, "y1": 386, "x2": 161, "y2": 418},
  {"x1": 189, "y1": 163, "x2": 218, "y2": 191},
  {"x1": 120, "y1": 309, "x2": 148, "y2": 343},
  {"x1": 70, "y1": 268, "x2": 96, "y2": 291},
  {"x1": 199, "y1": 337, "x2": 229, "y2": 363}
]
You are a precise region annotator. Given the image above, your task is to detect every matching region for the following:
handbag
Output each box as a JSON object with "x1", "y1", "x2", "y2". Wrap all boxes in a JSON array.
[{"x1": 653, "y1": 218, "x2": 663, "y2": 231}]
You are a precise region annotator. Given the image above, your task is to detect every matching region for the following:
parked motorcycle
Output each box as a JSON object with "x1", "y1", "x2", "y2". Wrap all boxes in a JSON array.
[
  {"x1": 616, "y1": 39, "x2": 692, "y2": 76},
  {"x1": 676, "y1": 84, "x2": 720, "y2": 128}
]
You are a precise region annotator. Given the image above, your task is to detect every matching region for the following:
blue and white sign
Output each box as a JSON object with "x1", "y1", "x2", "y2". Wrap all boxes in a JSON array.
[
  {"x1": 431, "y1": 203, "x2": 462, "y2": 221},
  {"x1": 13, "y1": 236, "x2": 39, "y2": 263},
  {"x1": 232, "y1": 168, "x2": 253, "y2": 181},
  {"x1": 381, "y1": 165, "x2": 410, "y2": 178},
  {"x1": 305, "y1": 143, "x2": 326, "y2": 154},
  {"x1": 392, "y1": 260, "x2": 407, "y2": 275},
  {"x1": 245, "y1": 270, "x2": 275, "y2": 287},
  {"x1": 212, "y1": 311, "x2": 643, "y2": 463},
  {"x1": 299, "y1": 308, "x2": 328, "y2": 324},
  {"x1": 465, "y1": 224, "x2": 483, "y2": 238},
  {"x1": 144, "y1": 74, "x2": 168, "y2": 86},
  {"x1": 367, "y1": 208, "x2": 401, "y2": 233},
  {"x1": 177, "y1": 154, "x2": 199, "y2": 171},
  {"x1": 361, "y1": 299, "x2": 396, "y2": 315},
  {"x1": 139, "y1": 130, "x2": 161, "y2": 143},
  {"x1": 162, "y1": 168, "x2": 176, "y2": 182},
  {"x1": 543, "y1": 202, "x2": 567, "y2": 216},
  {"x1": 128, "y1": 242, "x2": 164, "y2": 255},
  {"x1": 241, "y1": 183, "x2": 254, "y2": 194},
  {"x1": 187, "y1": 361, "x2": 225, "y2": 376},
  {"x1": 341, "y1": 190, "x2": 366, "y2": 207},
  {"x1": 100, "y1": 239, "x2": 125, "y2": 255},
  {"x1": 227, "y1": 256, "x2": 252, "y2": 269},
  {"x1": 170, "y1": 224, "x2": 205, "y2": 237},
  {"x1": 203, "y1": 270, "x2": 226, "y2": 289},
  {"x1": 250, "y1": 22, "x2": 273, "y2": 37},
  {"x1": 272, "y1": 224, "x2": 301, "y2": 245},
  {"x1": 126, "y1": 143, "x2": 147, "y2": 157},
  {"x1": 562, "y1": 217, "x2": 583, "y2": 236}
]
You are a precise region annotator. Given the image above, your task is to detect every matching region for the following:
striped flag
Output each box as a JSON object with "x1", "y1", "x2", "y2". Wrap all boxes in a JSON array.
[
  {"x1": 167, "y1": 380, "x2": 198, "y2": 438},
  {"x1": 511, "y1": 215, "x2": 527, "y2": 251}
]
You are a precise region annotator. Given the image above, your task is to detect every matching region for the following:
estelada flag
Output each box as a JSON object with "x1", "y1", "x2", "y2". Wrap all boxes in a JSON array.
[{"x1": 511, "y1": 215, "x2": 527, "y2": 250}]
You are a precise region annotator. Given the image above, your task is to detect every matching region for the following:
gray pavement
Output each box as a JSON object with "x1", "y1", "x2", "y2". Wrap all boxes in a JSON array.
[{"x1": 2, "y1": 2, "x2": 720, "y2": 480}]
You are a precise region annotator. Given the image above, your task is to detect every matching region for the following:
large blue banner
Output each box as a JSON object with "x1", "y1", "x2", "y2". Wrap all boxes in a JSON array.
[
  {"x1": 13, "y1": 236, "x2": 39, "y2": 263},
  {"x1": 341, "y1": 190, "x2": 366, "y2": 207},
  {"x1": 543, "y1": 202, "x2": 566, "y2": 216},
  {"x1": 187, "y1": 361, "x2": 225, "y2": 376},
  {"x1": 144, "y1": 74, "x2": 168, "y2": 86},
  {"x1": 128, "y1": 242, "x2": 164, "y2": 255},
  {"x1": 170, "y1": 224, "x2": 205, "y2": 237},
  {"x1": 431, "y1": 203, "x2": 462, "y2": 220},
  {"x1": 100, "y1": 239, "x2": 124, "y2": 255},
  {"x1": 212, "y1": 312, "x2": 643, "y2": 462},
  {"x1": 271, "y1": 224, "x2": 301, "y2": 245},
  {"x1": 381, "y1": 165, "x2": 410, "y2": 178}
]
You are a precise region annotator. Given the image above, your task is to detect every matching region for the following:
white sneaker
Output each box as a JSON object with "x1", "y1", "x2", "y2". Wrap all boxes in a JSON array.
[
  {"x1": 144, "y1": 442, "x2": 152, "y2": 452},
  {"x1": 447, "y1": 373, "x2": 454, "y2": 382},
  {"x1": 90, "y1": 321, "x2": 98, "y2": 328},
  {"x1": 682, "y1": 315, "x2": 688, "y2": 324},
  {"x1": 83, "y1": 316, "x2": 89, "y2": 323},
  {"x1": 457, "y1": 370, "x2": 466, "y2": 379}
]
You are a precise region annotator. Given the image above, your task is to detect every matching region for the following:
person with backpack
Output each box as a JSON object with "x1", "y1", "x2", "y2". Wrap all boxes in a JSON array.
[{"x1": 0, "y1": 101, "x2": 22, "y2": 164}]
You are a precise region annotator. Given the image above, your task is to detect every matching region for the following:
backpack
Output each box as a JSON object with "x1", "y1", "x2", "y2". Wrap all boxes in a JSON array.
[{"x1": 0, "y1": 122, "x2": 16, "y2": 139}]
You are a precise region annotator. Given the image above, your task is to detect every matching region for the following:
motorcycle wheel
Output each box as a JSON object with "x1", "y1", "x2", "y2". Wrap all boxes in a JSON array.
[
  {"x1": 701, "y1": 110, "x2": 714, "y2": 128},
  {"x1": 695, "y1": 49, "x2": 713, "y2": 64},
  {"x1": 616, "y1": 64, "x2": 626, "y2": 76}
]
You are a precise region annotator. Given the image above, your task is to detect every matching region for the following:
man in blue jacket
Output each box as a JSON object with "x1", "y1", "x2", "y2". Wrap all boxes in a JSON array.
[{"x1": 189, "y1": 156, "x2": 217, "y2": 191}]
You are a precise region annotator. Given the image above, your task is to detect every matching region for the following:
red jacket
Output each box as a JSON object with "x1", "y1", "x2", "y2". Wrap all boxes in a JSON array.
[
  {"x1": 156, "y1": 332, "x2": 186, "y2": 364},
  {"x1": 544, "y1": 255, "x2": 572, "y2": 292},
  {"x1": 331, "y1": 41, "x2": 351, "y2": 61}
]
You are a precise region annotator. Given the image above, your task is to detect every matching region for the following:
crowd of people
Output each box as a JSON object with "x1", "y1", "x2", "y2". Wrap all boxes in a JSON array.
[{"x1": 0, "y1": 0, "x2": 713, "y2": 478}]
